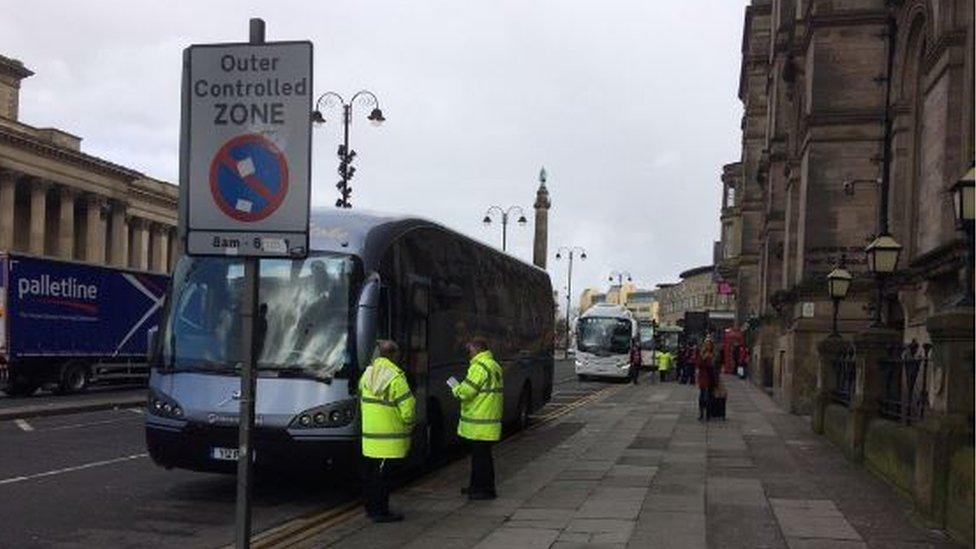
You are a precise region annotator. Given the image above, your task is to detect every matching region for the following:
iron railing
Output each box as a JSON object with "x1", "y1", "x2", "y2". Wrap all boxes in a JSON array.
[
  {"x1": 830, "y1": 346, "x2": 857, "y2": 407},
  {"x1": 878, "y1": 340, "x2": 931, "y2": 425}
]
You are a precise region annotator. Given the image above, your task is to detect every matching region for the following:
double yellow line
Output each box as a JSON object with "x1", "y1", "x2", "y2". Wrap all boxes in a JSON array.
[{"x1": 249, "y1": 383, "x2": 621, "y2": 548}]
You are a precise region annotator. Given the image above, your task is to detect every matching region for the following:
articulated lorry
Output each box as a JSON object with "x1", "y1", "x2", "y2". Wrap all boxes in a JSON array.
[{"x1": 0, "y1": 253, "x2": 168, "y2": 396}]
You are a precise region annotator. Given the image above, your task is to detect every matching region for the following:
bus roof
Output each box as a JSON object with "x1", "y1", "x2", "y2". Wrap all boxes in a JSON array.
[
  {"x1": 579, "y1": 303, "x2": 633, "y2": 320},
  {"x1": 307, "y1": 208, "x2": 547, "y2": 274}
]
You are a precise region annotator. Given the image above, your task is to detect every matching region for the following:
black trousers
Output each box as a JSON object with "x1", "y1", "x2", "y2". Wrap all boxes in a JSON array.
[
  {"x1": 699, "y1": 388, "x2": 712, "y2": 419},
  {"x1": 467, "y1": 440, "x2": 496, "y2": 494},
  {"x1": 362, "y1": 457, "x2": 392, "y2": 516}
]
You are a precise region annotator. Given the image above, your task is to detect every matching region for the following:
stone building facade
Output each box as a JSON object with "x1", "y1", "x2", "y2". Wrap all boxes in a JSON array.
[
  {"x1": 719, "y1": 1, "x2": 973, "y2": 540},
  {"x1": 0, "y1": 54, "x2": 178, "y2": 272},
  {"x1": 720, "y1": 0, "x2": 974, "y2": 412},
  {"x1": 656, "y1": 265, "x2": 735, "y2": 327}
]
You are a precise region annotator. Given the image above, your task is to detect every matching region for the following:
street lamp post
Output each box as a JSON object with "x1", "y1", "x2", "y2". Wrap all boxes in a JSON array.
[
  {"x1": 840, "y1": 8, "x2": 904, "y2": 328},
  {"x1": 312, "y1": 90, "x2": 386, "y2": 208},
  {"x1": 483, "y1": 205, "x2": 527, "y2": 252},
  {"x1": 865, "y1": 233, "x2": 903, "y2": 327},
  {"x1": 951, "y1": 165, "x2": 975, "y2": 306},
  {"x1": 608, "y1": 271, "x2": 633, "y2": 286},
  {"x1": 827, "y1": 255, "x2": 853, "y2": 336},
  {"x1": 556, "y1": 246, "x2": 587, "y2": 357}
]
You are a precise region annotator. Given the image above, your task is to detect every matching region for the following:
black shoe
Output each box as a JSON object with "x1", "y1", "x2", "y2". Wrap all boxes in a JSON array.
[
  {"x1": 370, "y1": 511, "x2": 404, "y2": 523},
  {"x1": 467, "y1": 491, "x2": 497, "y2": 501},
  {"x1": 460, "y1": 486, "x2": 470, "y2": 495}
]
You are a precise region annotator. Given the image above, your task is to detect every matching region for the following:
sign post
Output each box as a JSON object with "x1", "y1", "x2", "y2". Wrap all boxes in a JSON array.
[{"x1": 177, "y1": 18, "x2": 312, "y2": 549}]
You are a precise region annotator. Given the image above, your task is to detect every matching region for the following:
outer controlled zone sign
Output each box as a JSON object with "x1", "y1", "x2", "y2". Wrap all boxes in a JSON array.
[{"x1": 181, "y1": 41, "x2": 312, "y2": 258}]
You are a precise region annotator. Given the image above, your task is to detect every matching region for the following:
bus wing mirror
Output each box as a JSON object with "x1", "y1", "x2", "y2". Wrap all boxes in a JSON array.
[
  {"x1": 356, "y1": 274, "x2": 381, "y2": 372},
  {"x1": 146, "y1": 325, "x2": 160, "y2": 364}
]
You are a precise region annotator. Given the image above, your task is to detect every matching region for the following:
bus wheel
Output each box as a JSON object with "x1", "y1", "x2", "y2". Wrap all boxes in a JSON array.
[
  {"x1": 514, "y1": 386, "x2": 531, "y2": 431},
  {"x1": 423, "y1": 403, "x2": 446, "y2": 467},
  {"x1": 56, "y1": 362, "x2": 90, "y2": 395}
]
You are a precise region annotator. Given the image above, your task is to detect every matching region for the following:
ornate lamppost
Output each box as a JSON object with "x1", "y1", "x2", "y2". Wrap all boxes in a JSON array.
[
  {"x1": 556, "y1": 246, "x2": 587, "y2": 357},
  {"x1": 312, "y1": 90, "x2": 386, "y2": 208},
  {"x1": 827, "y1": 256, "x2": 853, "y2": 336},
  {"x1": 950, "y1": 165, "x2": 975, "y2": 305},
  {"x1": 483, "y1": 205, "x2": 527, "y2": 252}
]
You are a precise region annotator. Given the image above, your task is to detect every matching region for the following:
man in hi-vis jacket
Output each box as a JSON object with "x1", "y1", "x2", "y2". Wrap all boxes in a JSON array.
[
  {"x1": 451, "y1": 337, "x2": 503, "y2": 500},
  {"x1": 359, "y1": 340, "x2": 415, "y2": 522}
]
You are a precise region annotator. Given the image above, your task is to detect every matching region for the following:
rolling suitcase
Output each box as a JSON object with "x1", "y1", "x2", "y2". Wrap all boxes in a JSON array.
[{"x1": 710, "y1": 396, "x2": 727, "y2": 419}]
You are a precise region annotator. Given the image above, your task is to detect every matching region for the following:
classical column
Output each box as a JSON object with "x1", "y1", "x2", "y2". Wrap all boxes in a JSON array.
[
  {"x1": 110, "y1": 201, "x2": 129, "y2": 267},
  {"x1": 85, "y1": 194, "x2": 107, "y2": 264},
  {"x1": 57, "y1": 187, "x2": 76, "y2": 259},
  {"x1": 29, "y1": 180, "x2": 49, "y2": 255},
  {"x1": 0, "y1": 169, "x2": 16, "y2": 251},
  {"x1": 131, "y1": 218, "x2": 150, "y2": 271},
  {"x1": 151, "y1": 224, "x2": 170, "y2": 273}
]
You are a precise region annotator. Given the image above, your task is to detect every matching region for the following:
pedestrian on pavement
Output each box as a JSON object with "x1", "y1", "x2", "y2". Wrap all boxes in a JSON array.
[
  {"x1": 737, "y1": 344, "x2": 749, "y2": 379},
  {"x1": 697, "y1": 338, "x2": 715, "y2": 421},
  {"x1": 451, "y1": 337, "x2": 504, "y2": 500},
  {"x1": 629, "y1": 338, "x2": 642, "y2": 385},
  {"x1": 359, "y1": 340, "x2": 416, "y2": 523}
]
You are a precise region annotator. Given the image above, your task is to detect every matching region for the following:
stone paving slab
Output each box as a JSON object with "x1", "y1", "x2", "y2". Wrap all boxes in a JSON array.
[{"x1": 289, "y1": 377, "x2": 961, "y2": 548}]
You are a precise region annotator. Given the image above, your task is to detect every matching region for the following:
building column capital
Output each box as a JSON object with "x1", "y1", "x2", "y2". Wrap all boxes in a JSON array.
[
  {"x1": 0, "y1": 167, "x2": 19, "y2": 183},
  {"x1": 30, "y1": 178, "x2": 52, "y2": 192}
]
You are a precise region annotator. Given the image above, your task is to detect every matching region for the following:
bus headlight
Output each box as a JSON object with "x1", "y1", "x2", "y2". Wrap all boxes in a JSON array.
[
  {"x1": 148, "y1": 388, "x2": 185, "y2": 420},
  {"x1": 290, "y1": 399, "x2": 357, "y2": 429}
]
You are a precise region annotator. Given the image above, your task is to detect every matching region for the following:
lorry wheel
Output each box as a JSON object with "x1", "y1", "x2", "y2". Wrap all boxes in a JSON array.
[
  {"x1": 5, "y1": 378, "x2": 38, "y2": 397},
  {"x1": 57, "y1": 362, "x2": 90, "y2": 395}
]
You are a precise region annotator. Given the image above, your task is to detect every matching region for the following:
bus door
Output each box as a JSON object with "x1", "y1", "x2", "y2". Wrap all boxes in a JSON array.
[{"x1": 403, "y1": 275, "x2": 430, "y2": 404}]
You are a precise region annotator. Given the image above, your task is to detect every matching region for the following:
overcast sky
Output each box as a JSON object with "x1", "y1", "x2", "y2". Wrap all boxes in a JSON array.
[{"x1": 2, "y1": 1, "x2": 745, "y2": 310}]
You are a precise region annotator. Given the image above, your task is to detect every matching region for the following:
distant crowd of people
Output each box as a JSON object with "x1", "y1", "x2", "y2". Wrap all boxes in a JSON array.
[{"x1": 629, "y1": 333, "x2": 751, "y2": 421}]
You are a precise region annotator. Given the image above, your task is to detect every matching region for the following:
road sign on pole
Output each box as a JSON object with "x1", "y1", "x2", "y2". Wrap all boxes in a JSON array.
[
  {"x1": 180, "y1": 28, "x2": 312, "y2": 258},
  {"x1": 177, "y1": 18, "x2": 312, "y2": 549}
]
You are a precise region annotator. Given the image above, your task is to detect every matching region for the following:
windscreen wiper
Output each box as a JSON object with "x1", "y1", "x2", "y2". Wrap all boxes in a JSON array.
[{"x1": 258, "y1": 366, "x2": 333, "y2": 384}]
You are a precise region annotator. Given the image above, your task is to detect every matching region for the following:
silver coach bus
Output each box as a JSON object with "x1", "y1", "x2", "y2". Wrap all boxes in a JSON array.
[
  {"x1": 574, "y1": 303, "x2": 636, "y2": 381},
  {"x1": 145, "y1": 210, "x2": 554, "y2": 473}
]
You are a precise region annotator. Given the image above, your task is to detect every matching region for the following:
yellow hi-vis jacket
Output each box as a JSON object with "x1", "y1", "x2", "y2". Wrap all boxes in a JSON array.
[
  {"x1": 655, "y1": 351, "x2": 674, "y2": 372},
  {"x1": 452, "y1": 350, "x2": 504, "y2": 441},
  {"x1": 359, "y1": 357, "x2": 416, "y2": 459}
]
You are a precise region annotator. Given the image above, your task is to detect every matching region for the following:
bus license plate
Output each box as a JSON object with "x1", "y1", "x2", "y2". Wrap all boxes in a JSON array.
[{"x1": 212, "y1": 447, "x2": 240, "y2": 461}]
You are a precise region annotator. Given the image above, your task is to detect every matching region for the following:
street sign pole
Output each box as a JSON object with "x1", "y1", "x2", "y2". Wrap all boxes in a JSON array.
[
  {"x1": 234, "y1": 18, "x2": 264, "y2": 549},
  {"x1": 178, "y1": 17, "x2": 311, "y2": 548}
]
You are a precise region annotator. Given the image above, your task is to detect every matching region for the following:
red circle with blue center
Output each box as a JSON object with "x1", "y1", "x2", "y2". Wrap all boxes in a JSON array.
[{"x1": 208, "y1": 134, "x2": 289, "y2": 222}]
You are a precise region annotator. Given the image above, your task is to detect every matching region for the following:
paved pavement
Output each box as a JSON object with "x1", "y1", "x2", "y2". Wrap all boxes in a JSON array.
[
  {"x1": 0, "y1": 387, "x2": 146, "y2": 420},
  {"x1": 286, "y1": 374, "x2": 960, "y2": 548}
]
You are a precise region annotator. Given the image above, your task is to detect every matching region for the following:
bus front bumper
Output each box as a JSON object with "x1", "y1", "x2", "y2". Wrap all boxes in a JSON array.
[{"x1": 145, "y1": 422, "x2": 359, "y2": 474}]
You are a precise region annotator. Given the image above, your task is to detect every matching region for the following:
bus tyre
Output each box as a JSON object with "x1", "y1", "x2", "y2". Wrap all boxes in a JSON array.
[
  {"x1": 423, "y1": 404, "x2": 446, "y2": 468},
  {"x1": 57, "y1": 362, "x2": 90, "y2": 395},
  {"x1": 514, "y1": 387, "x2": 531, "y2": 431}
]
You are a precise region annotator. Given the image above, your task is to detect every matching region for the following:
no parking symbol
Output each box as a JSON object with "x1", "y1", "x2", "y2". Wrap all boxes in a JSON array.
[{"x1": 209, "y1": 134, "x2": 289, "y2": 223}]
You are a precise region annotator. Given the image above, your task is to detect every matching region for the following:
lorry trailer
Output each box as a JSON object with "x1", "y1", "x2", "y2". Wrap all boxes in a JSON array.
[{"x1": 0, "y1": 252, "x2": 168, "y2": 396}]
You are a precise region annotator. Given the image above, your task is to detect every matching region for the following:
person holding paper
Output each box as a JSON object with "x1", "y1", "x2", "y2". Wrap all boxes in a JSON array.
[{"x1": 451, "y1": 337, "x2": 504, "y2": 500}]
